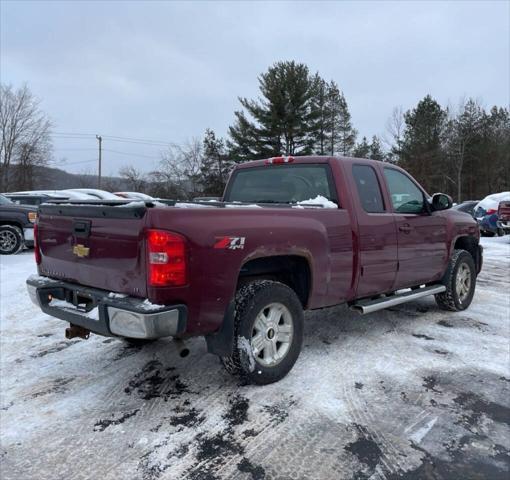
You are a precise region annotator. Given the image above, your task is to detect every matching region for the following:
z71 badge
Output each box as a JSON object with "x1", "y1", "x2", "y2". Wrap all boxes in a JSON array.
[{"x1": 214, "y1": 236, "x2": 246, "y2": 250}]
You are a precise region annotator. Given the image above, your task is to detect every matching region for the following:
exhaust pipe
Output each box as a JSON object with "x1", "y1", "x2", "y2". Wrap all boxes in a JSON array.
[
  {"x1": 65, "y1": 324, "x2": 91, "y2": 340},
  {"x1": 174, "y1": 339, "x2": 190, "y2": 358}
]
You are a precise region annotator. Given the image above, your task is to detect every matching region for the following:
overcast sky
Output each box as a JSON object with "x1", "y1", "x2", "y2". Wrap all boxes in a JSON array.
[{"x1": 1, "y1": 0, "x2": 509, "y2": 176}]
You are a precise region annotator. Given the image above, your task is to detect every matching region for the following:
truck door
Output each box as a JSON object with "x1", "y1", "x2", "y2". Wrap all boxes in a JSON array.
[
  {"x1": 382, "y1": 167, "x2": 448, "y2": 289},
  {"x1": 350, "y1": 164, "x2": 398, "y2": 297}
]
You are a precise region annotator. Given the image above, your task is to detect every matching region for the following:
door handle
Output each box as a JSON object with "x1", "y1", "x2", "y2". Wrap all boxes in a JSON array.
[{"x1": 399, "y1": 224, "x2": 412, "y2": 233}]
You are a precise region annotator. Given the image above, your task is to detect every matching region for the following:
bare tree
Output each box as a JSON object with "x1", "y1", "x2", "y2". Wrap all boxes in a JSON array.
[
  {"x1": 154, "y1": 138, "x2": 203, "y2": 199},
  {"x1": 75, "y1": 168, "x2": 98, "y2": 188},
  {"x1": 444, "y1": 98, "x2": 483, "y2": 202},
  {"x1": 119, "y1": 165, "x2": 146, "y2": 191},
  {"x1": 384, "y1": 106, "x2": 405, "y2": 163},
  {"x1": 0, "y1": 84, "x2": 52, "y2": 190}
]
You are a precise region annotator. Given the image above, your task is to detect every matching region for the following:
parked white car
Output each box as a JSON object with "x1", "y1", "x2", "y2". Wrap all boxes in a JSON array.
[
  {"x1": 8, "y1": 190, "x2": 96, "y2": 201},
  {"x1": 114, "y1": 192, "x2": 155, "y2": 201},
  {"x1": 66, "y1": 189, "x2": 122, "y2": 200}
]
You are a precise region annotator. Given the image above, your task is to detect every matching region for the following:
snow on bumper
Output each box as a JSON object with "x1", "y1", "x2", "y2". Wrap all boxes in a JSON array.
[{"x1": 26, "y1": 275, "x2": 187, "y2": 339}]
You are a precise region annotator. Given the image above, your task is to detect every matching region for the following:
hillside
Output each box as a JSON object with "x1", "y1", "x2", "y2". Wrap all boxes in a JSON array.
[{"x1": 4, "y1": 165, "x2": 129, "y2": 193}]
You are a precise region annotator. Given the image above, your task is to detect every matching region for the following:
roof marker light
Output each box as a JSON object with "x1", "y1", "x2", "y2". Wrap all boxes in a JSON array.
[{"x1": 265, "y1": 156, "x2": 295, "y2": 165}]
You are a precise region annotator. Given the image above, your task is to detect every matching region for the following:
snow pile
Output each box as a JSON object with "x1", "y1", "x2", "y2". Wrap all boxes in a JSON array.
[
  {"x1": 108, "y1": 292, "x2": 127, "y2": 299},
  {"x1": 140, "y1": 299, "x2": 166, "y2": 311},
  {"x1": 296, "y1": 195, "x2": 338, "y2": 209},
  {"x1": 49, "y1": 298, "x2": 99, "y2": 320},
  {"x1": 173, "y1": 202, "x2": 215, "y2": 209},
  {"x1": 118, "y1": 201, "x2": 147, "y2": 208},
  {"x1": 238, "y1": 336, "x2": 256, "y2": 372},
  {"x1": 225, "y1": 203, "x2": 262, "y2": 209},
  {"x1": 27, "y1": 274, "x2": 60, "y2": 286}
]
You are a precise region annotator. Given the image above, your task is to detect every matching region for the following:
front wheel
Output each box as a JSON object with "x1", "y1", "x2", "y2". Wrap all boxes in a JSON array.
[
  {"x1": 435, "y1": 249, "x2": 476, "y2": 311},
  {"x1": 221, "y1": 280, "x2": 304, "y2": 385},
  {"x1": 0, "y1": 225, "x2": 23, "y2": 255}
]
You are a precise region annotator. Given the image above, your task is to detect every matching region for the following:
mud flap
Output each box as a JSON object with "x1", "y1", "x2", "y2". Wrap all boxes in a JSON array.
[{"x1": 205, "y1": 301, "x2": 235, "y2": 357}]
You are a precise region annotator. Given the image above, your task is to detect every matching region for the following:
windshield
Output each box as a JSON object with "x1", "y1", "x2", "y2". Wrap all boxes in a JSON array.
[
  {"x1": 225, "y1": 164, "x2": 336, "y2": 204},
  {"x1": 0, "y1": 194, "x2": 13, "y2": 205}
]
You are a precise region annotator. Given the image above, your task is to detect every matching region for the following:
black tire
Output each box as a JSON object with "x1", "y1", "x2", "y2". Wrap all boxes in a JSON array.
[
  {"x1": 0, "y1": 225, "x2": 23, "y2": 255},
  {"x1": 497, "y1": 228, "x2": 505, "y2": 237},
  {"x1": 221, "y1": 280, "x2": 304, "y2": 385},
  {"x1": 435, "y1": 249, "x2": 476, "y2": 311}
]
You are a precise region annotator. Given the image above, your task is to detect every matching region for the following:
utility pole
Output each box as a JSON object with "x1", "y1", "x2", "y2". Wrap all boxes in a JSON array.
[{"x1": 96, "y1": 135, "x2": 102, "y2": 189}]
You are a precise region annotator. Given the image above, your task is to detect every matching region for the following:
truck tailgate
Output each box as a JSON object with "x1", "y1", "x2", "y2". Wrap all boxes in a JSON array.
[{"x1": 37, "y1": 203, "x2": 147, "y2": 298}]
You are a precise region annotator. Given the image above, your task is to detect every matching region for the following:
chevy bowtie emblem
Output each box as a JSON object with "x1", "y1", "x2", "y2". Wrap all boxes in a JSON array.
[{"x1": 73, "y1": 244, "x2": 90, "y2": 258}]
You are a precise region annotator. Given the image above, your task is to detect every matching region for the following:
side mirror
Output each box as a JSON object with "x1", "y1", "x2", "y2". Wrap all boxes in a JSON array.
[{"x1": 431, "y1": 193, "x2": 452, "y2": 211}]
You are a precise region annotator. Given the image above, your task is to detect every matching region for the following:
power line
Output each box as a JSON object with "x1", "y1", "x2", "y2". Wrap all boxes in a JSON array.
[
  {"x1": 53, "y1": 132, "x2": 96, "y2": 137},
  {"x1": 103, "y1": 148, "x2": 161, "y2": 160},
  {"x1": 53, "y1": 148, "x2": 97, "y2": 152},
  {"x1": 51, "y1": 132, "x2": 178, "y2": 147},
  {"x1": 102, "y1": 135, "x2": 176, "y2": 147}
]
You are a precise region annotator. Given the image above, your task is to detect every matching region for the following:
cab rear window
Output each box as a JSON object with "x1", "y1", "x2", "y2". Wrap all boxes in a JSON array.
[{"x1": 225, "y1": 165, "x2": 337, "y2": 204}]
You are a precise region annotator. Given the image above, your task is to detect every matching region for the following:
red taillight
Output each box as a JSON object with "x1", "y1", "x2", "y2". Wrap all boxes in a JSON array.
[
  {"x1": 486, "y1": 208, "x2": 497, "y2": 215},
  {"x1": 33, "y1": 223, "x2": 41, "y2": 265},
  {"x1": 265, "y1": 156, "x2": 294, "y2": 165},
  {"x1": 146, "y1": 229, "x2": 187, "y2": 287}
]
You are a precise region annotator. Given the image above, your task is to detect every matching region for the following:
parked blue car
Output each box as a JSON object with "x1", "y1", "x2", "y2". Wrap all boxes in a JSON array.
[{"x1": 474, "y1": 192, "x2": 510, "y2": 236}]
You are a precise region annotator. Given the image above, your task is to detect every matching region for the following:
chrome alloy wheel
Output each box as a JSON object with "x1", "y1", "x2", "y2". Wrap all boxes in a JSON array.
[
  {"x1": 0, "y1": 230, "x2": 18, "y2": 253},
  {"x1": 250, "y1": 302, "x2": 294, "y2": 367},
  {"x1": 456, "y1": 263, "x2": 472, "y2": 303}
]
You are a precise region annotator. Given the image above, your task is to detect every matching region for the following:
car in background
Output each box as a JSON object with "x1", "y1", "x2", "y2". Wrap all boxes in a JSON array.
[
  {"x1": 452, "y1": 200, "x2": 479, "y2": 217},
  {"x1": 8, "y1": 190, "x2": 96, "y2": 201},
  {"x1": 114, "y1": 192, "x2": 155, "y2": 201},
  {"x1": 4, "y1": 192, "x2": 69, "y2": 206},
  {"x1": 66, "y1": 189, "x2": 121, "y2": 200},
  {"x1": 474, "y1": 192, "x2": 510, "y2": 236},
  {"x1": 497, "y1": 200, "x2": 510, "y2": 235},
  {"x1": 0, "y1": 194, "x2": 37, "y2": 254}
]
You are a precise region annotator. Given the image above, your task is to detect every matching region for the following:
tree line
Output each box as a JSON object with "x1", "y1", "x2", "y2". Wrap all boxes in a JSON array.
[{"x1": 1, "y1": 62, "x2": 508, "y2": 201}]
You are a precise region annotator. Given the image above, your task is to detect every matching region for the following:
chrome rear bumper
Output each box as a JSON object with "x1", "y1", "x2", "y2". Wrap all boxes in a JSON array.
[{"x1": 26, "y1": 275, "x2": 187, "y2": 339}]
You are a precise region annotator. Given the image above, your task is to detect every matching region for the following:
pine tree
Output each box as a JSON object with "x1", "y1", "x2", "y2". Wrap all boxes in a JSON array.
[
  {"x1": 353, "y1": 136, "x2": 371, "y2": 158},
  {"x1": 401, "y1": 95, "x2": 447, "y2": 193},
  {"x1": 228, "y1": 61, "x2": 320, "y2": 161},
  {"x1": 325, "y1": 82, "x2": 357, "y2": 156},
  {"x1": 199, "y1": 129, "x2": 232, "y2": 196},
  {"x1": 369, "y1": 135, "x2": 385, "y2": 160},
  {"x1": 310, "y1": 74, "x2": 329, "y2": 155}
]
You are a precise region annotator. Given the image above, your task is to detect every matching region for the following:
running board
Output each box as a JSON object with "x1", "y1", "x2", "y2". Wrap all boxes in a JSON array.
[{"x1": 350, "y1": 284, "x2": 446, "y2": 315}]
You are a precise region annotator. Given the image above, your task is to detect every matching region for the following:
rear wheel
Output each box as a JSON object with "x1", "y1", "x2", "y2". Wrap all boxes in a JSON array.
[
  {"x1": 435, "y1": 249, "x2": 476, "y2": 311},
  {"x1": 0, "y1": 225, "x2": 23, "y2": 255},
  {"x1": 221, "y1": 280, "x2": 304, "y2": 385}
]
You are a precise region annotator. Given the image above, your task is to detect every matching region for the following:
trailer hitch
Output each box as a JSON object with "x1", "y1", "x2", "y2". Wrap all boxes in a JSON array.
[{"x1": 65, "y1": 324, "x2": 91, "y2": 340}]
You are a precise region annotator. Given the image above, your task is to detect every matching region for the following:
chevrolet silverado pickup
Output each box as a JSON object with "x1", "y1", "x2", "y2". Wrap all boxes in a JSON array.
[{"x1": 27, "y1": 156, "x2": 483, "y2": 384}]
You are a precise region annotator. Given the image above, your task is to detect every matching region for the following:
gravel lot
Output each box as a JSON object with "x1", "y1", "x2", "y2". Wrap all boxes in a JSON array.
[{"x1": 1, "y1": 236, "x2": 509, "y2": 480}]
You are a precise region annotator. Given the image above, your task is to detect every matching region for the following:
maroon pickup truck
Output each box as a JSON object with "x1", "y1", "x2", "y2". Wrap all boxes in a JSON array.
[{"x1": 27, "y1": 156, "x2": 482, "y2": 384}]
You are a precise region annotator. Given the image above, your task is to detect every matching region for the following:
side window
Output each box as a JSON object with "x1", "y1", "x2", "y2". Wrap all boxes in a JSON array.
[
  {"x1": 352, "y1": 165, "x2": 385, "y2": 213},
  {"x1": 384, "y1": 168, "x2": 425, "y2": 214}
]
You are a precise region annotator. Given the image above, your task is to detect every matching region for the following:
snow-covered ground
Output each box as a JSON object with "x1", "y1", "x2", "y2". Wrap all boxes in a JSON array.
[{"x1": 1, "y1": 237, "x2": 509, "y2": 479}]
